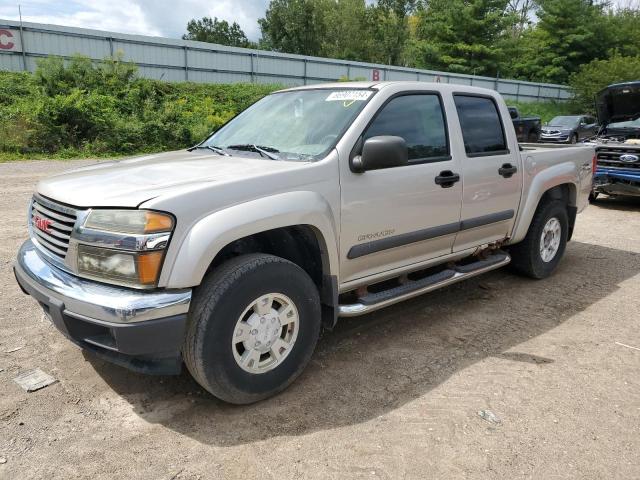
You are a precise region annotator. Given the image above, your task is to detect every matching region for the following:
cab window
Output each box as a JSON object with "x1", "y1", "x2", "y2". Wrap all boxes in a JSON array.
[
  {"x1": 454, "y1": 95, "x2": 508, "y2": 156},
  {"x1": 364, "y1": 94, "x2": 450, "y2": 163}
]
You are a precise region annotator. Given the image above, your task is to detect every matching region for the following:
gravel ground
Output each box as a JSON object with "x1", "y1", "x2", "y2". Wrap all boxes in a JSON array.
[{"x1": 1, "y1": 160, "x2": 639, "y2": 480}]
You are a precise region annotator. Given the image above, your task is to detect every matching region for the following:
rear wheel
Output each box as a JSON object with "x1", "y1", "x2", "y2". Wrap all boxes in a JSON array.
[
  {"x1": 183, "y1": 254, "x2": 321, "y2": 404},
  {"x1": 509, "y1": 199, "x2": 569, "y2": 279}
]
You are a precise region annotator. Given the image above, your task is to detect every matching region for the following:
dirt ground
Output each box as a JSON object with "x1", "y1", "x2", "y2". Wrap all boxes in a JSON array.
[{"x1": 0, "y1": 159, "x2": 639, "y2": 480}]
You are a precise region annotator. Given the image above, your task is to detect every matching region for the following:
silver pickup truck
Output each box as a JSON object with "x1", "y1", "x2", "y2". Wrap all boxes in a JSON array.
[{"x1": 14, "y1": 82, "x2": 595, "y2": 404}]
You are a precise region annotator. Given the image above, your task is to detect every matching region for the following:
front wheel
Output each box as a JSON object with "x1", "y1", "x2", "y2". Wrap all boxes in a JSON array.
[
  {"x1": 509, "y1": 200, "x2": 569, "y2": 279},
  {"x1": 183, "y1": 254, "x2": 321, "y2": 404}
]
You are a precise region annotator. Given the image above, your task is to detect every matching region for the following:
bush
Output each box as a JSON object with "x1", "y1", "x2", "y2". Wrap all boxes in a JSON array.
[
  {"x1": 0, "y1": 55, "x2": 280, "y2": 158},
  {"x1": 506, "y1": 100, "x2": 578, "y2": 124},
  {"x1": 569, "y1": 54, "x2": 640, "y2": 112}
]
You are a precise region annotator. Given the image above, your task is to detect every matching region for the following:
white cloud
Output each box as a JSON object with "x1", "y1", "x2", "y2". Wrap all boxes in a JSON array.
[{"x1": 0, "y1": 0, "x2": 269, "y2": 40}]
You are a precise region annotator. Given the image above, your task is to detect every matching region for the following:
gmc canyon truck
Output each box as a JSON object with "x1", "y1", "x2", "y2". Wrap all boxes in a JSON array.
[
  {"x1": 14, "y1": 82, "x2": 595, "y2": 404},
  {"x1": 589, "y1": 81, "x2": 640, "y2": 199}
]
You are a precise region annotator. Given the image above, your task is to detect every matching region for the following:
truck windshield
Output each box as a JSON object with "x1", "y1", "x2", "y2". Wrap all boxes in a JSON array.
[
  {"x1": 201, "y1": 89, "x2": 374, "y2": 161},
  {"x1": 548, "y1": 116, "x2": 580, "y2": 128}
]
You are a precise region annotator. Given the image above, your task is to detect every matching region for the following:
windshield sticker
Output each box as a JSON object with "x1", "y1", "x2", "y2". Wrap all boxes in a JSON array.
[{"x1": 325, "y1": 91, "x2": 373, "y2": 103}]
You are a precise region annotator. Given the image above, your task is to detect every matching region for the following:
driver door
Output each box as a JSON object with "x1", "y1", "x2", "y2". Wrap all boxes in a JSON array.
[{"x1": 339, "y1": 92, "x2": 463, "y2": 285}]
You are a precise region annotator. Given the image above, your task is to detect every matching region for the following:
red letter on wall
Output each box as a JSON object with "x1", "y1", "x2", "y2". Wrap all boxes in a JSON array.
[{"x1": 0, "y1": 30, "x2": 15, "y2": 50}]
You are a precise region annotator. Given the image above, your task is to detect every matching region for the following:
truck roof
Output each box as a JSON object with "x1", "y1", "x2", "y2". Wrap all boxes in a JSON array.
[{"x1": 276, "y1": 80, "x2": 500, "y2": 97}]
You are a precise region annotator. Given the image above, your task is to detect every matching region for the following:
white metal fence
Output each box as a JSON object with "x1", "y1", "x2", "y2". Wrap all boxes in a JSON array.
[{"x1": 0, "y1": 19, "x2": 572, "y2": 102}]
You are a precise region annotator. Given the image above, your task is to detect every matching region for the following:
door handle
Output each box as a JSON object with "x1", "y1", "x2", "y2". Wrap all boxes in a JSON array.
[
  {"x1": 498, "y1": 163, "x2": 518, "y2": 178},
  {"x1": 435, "y1": 170, "x2": 460, "y2": 188}
]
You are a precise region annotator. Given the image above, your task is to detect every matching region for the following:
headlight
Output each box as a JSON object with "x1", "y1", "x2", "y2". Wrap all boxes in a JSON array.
[
  {"x1": 76, "y1": 209, "x2": 174, "y2": 288},
  {"x1": 84, "y1": 210, "x2": 173, "y2": 234}
]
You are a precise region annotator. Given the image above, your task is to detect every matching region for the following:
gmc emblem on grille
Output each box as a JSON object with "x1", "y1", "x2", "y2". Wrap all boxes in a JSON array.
[
  {"x1": 620, "y1": 154, "x2": 639, "y2": 163},
  {"x1": 34, "y1": 215, "x2": 53, "y2": 233}
]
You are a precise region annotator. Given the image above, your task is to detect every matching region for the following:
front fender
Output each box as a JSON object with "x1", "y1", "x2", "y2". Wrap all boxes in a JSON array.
[
  {"x1": 510, "y1": 159, "x2": 581, "y2": 244},
  {"x1": 161, "y1": 191, "x2": 339, "y2": 288}
]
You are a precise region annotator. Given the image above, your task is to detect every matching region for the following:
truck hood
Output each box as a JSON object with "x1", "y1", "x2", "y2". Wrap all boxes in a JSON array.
[
  {"x1": 596, "y1": 81, "x2": 640, "y2": 126},
  {"x1": 37, "y1": 150, "x2": 309, "y2": 208}
]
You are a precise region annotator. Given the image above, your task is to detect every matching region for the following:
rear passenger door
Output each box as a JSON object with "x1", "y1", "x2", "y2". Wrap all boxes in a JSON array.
[{"x1": 451, "y1": 94, "x2": 522, "y2": 252}]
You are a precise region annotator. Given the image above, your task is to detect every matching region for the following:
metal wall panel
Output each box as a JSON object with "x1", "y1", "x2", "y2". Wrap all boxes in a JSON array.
[
  {"x1": 386, "y1": 69, "x2": 419, "y2": 81},
  {"x1": 306, "y1": 61, "x2": 347, "y2": 80},
  {"x1": 0, "y1": 18, "x2": 573, "y2": 102},
  {"x1": 0, "y1": 53, "x2": 23, "y2": 71},
  {"x1": 497, "y1": 82, "x2": 519, "y2": 95},
  {"x1": 470, "y1": 79, "x2": 496, "y2": 89}
]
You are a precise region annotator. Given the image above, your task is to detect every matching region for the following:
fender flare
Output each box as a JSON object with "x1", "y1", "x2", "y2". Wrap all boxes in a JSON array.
[
  {"x1": 161, "y1": 191, "x2": 339, "y2": 288},
  {"x1": 510, "y1": 161, "x2": 578, "y2": 244}
]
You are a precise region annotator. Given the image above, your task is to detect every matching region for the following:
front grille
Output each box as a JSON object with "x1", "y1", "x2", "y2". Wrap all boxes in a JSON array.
[
  {"x1": 596, "y1": 146, "x2": 640, "y2": 170},
  {"x1": 30, "y1": 196, "x2": 78, "y2": 260}
]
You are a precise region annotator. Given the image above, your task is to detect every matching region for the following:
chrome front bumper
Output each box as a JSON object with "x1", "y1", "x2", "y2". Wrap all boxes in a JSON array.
[
  {"x1": 15, "y1": 239, "x2": 191, "y2": 323},
  {"x1": 14, "y1": 240, "x2": 192, "y2": 374}
]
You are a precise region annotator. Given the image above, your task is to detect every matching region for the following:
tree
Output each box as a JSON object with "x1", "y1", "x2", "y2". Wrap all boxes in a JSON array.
[
  {"x1": 183, "y1": 17, "x2": 252, "y2": 48},
  {"x1": 604, "y1": 7, "x2": 640, "y2": 58},
  {"x1": 505, "y1": 0, "x2": 538, "y2": 38},
  {"x1": 509, "y1": 0, "x2": 612, "y2": 84},
  {"x1": 570, "y1": 54, "x2": 640, "y2": 112},
  {"x1": 322, "y1": 0, "x2": 373, "y2": 61},
  {"x1": 411, "y1": 0, "x2": 511, "y2": 77},
  {"x1": 258, "y1": 0, "x2": 331, "y2": 56},
  {"x1": 366, "y1": 0, "x2": 417, "y2": 65}
]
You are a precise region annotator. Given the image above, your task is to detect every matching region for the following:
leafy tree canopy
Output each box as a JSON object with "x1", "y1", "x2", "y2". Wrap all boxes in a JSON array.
[
  {"x1": 183, "y1": 17, "x2": 252, "y2": 48},
  {"x1": 181, "y1": 0, "x2": 640, "y2": 89}
]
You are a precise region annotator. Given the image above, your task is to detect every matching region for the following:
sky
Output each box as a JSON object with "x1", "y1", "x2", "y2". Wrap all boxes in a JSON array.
[
  {"x1": 0, "y1": 0, "x2": 636, "y2": 42},
  {"x1": 0, "y1": 0, "x2": 271, "y2": 40}
]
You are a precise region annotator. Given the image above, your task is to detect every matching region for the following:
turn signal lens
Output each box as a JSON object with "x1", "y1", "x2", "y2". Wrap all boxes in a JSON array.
[
  {"x1": 137, "y1": 251, "x2": 164, "y2": 285},
  {"x1": 144, "y1": 211, "x2": 174, "y2": 233}
]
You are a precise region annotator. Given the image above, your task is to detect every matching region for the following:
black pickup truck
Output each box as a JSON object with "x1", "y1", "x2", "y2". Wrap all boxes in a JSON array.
[{"x1": 508, "y1": 107, "x2": 542, "y2": 142}]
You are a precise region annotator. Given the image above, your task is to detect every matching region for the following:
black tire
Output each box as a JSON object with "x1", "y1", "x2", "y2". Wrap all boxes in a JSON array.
[
  {"x1": 570, "y1": 134, "x2": 578, "y2": 144},
  {"x1": 183, "y1": 254, "x2": 321, "y2": 404},
  {"x1": 589, "y1": 191, "x2": 599, "y2": 203},
  {"x1": 508, "y1": 199, "x2": 569, "y2": 279}
]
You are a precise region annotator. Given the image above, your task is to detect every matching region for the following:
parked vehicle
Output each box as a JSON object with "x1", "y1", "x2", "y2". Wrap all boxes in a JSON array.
[
  {"x1": 588, "y1": 81, "x2": 640, "y2": 199},
  {"x1": 14, "y1": 82, "x2": 595, "y2": 404},
  {"x1": 540, "y1": 115, "x2": 599, "y2": 144},
  {"x1": 508, "y1": 107, "x2": 541, "y2": 142}
]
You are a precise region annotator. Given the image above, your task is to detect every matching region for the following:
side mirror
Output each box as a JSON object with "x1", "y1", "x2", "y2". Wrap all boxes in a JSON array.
[
  {"x1": 351, "y1": 136, "x2": 408, "y2": 173},
  {"x1": 509, "y1": 110, "x2": 518, "y2": 119}
]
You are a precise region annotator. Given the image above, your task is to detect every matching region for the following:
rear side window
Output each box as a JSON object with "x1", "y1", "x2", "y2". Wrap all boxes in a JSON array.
[
  {"x1": 364, "y1": 94, "x2": 449, "y2": 162},
  {"x1": 454, "y1": 95, "x2": 508, "y2": 156}
]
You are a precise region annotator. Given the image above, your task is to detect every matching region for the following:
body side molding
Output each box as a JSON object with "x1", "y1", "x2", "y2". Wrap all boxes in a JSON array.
[{"x1": 347, "y1": 210, "x2": 514, "y2": 259}]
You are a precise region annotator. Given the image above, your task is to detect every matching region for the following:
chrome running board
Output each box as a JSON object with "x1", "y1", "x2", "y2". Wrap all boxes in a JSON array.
[{"x1": 338, "y1": 252, "x2": 511, "y2": 317}]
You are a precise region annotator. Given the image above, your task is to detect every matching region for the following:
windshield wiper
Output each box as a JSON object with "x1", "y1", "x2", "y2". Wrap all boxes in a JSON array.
[
  {"x1": 189, "y1": 145, "x2": 230, "y2": 156},
  {"x1": 227, "y1": 144, "x2": 280, "y2": 160}
]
